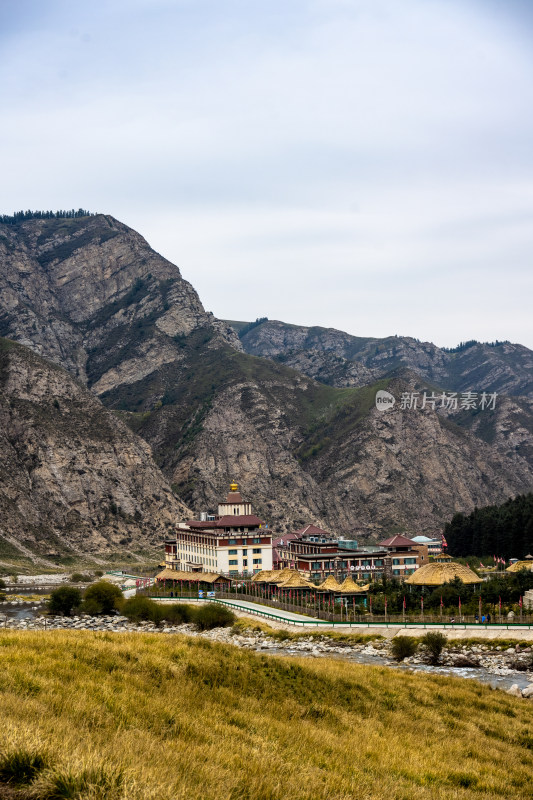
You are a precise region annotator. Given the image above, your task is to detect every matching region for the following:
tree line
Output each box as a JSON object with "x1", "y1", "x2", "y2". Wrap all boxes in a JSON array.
[
  {"x1": 445, "y1": 493, "x2": 533, "y2": 559},
  {"x1": 0, "y1": 209, "x2": 95, "y2": 224}
]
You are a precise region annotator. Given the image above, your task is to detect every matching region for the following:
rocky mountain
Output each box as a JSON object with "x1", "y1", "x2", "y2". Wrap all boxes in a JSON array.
[
  {"x1": 232, "y1": 319, "x2": 533, "y2": 397},
  {"x1": 1, "y1": 212, "x2": 532, "y2": 555},
  {"x1": 0, "y1": 337, "x2": 190, "y2": 564}
]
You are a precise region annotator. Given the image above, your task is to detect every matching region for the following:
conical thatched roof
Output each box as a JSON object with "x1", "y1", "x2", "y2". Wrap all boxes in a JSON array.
[
  {"x1": 251, "y1": 570, "x2": 275, "y2": 582},
  {"x1": 277, "y1": 572, "x2": 315, "y2": 589},
  {"x1": 405, "y1": 562, "x2": 482, "y2": 586},
  {"x1": 338, "y1": 576, "x2": 367, "y2": 593},
  {"x1": 317, "y1": 575, "x2": 343, "y2": 591},
  {"x1": 269, "y1": 568, "x2": 297, "y2": 584},
  {"x1": 155, "y1": 569, "x2": 229, "y2": 583},
  {"x1": 506, "y1": 560, "x2": 533, "y2": 573}
]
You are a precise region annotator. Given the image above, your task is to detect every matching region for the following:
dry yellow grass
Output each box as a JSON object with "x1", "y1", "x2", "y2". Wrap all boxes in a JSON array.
[{"x1": 0, "y1": 630, "x2": 532, "y2": 799}]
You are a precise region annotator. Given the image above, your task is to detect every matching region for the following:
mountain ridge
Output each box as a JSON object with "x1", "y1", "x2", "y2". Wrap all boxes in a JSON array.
[{"x1": 0, "y1": 214, "x2": 532, "y2": 557}]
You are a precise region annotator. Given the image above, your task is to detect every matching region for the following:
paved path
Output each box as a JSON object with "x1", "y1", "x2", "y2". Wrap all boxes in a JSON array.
[
  {"x1": 216, "y1": 597, "x2": 323, "y2": 624},
  {"x1": 214, "y1": 598, "x2": 533, "y2": 638}
]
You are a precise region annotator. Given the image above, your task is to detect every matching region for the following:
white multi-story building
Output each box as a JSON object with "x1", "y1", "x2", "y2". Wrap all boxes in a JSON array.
[{"x1": 165, "y1": 483, "x2": 273, "y2": 577}]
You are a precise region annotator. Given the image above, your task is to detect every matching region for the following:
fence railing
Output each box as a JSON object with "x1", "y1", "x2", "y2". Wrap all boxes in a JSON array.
[{"x1": 142, "y1": 587, "x2": 533, "y2": 628}]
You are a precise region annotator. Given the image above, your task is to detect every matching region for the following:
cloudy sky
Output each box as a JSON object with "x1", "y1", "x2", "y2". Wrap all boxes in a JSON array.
[{"x1": 2, "y1": 0, "x2": 532, "y2": 348}]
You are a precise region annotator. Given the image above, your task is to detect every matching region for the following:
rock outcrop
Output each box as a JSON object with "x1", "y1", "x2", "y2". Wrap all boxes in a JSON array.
[{"x1": 0, "y1": 338, "x2": 190, "y2": 559}]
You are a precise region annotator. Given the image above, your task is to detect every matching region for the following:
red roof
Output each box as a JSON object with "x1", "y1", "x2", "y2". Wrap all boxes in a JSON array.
[
  {"x1": 221, "y1": 492, "x2": 243, "y2": 503},
  {"x1": 215, "y1": 515, "x2": 265, "y2": 528},
  {"x1": 186, "y1": 520, "x2": 216, "y2": 528},
  {"x1": 379, "y1": 535, "x2": 416, "y2": 547},
  {"x1": 272, "y1": 533, "x2": 299, "y2": 547},
  {"x1": 291, "y1": 523, "x2": 334, "y2": 537}
]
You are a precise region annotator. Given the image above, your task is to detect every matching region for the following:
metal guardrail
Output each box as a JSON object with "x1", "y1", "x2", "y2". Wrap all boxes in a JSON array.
[{"x1": 146, "y1": 594, "x2": 533, "y2": 630}]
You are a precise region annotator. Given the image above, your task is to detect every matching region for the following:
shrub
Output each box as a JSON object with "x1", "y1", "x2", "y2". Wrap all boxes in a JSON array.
[
  {"x1": 0, "y1": 592, "x2": 6, "y2": 603},
  {"x1": 160, "y1": 603, "x2": 193, "y2": 625},
  {"x1": 0, "y1": 747, "x2": 48, "y2": 785},
  {"x1": 48, "y1": 586, "x2": 82, "y2": 617},
  {"x1": 121, "y1": 597, "x2": 194, "y2": 625},
  {"x1": 390, "y1": 636, "x2": 418, "y2": 662},
  {"x1": 70, "y1": 572, "x2": 91, "y2": 583},
  {"x1": 82, "y1": 581, "x2": 122, "y2": 615},
  {"x1": 421, "y1": 632, "x2": 447, "y2": 665},
  {"x1": 192, "y1": 604, "x2": 235, "y2": 631},
  {"x1": 0, "y1": 578, "x2": 6, "y2": 589},
  {"x1": 94, "y1": 570, "x2": 103, "y2": 577}
]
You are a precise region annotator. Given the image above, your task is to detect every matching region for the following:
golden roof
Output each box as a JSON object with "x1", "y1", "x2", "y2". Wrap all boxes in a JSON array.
[
  {"x1": 155, "y1": 569, "x2": 229, "y2": 583},
  {"x1": 277, "y1": 573, "x2": 315, "y2": 589},
  {"x1": 317, "y1": 575, "x2": 343, "y2": 591},
  {"x1": 405, "y1": 562, "x2": 482, "y2": 586},
  {"x1": 230, "y1": 481, "x2": 238, "y2": 492},
  {"x1": 506, "y1": 561, "x2": 533, "y2": 573},
  {"x1": 338, "y1": 576, "x2": 367, "y2": 593},
  {"x1": 251, "y1": 570, "x2": 275, "y2": 582},
  {"x1": 269, "y1": 568, "x2": 297, "y2": 584}
]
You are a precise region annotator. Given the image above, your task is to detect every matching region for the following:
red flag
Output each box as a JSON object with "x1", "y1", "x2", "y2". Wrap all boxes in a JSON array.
[
  {"x1": 384, "y1": 595, "x2": 388, "y2": 610},
  {"x1": 403, "y1": 596, "x2": 406, "y2": 610},
  {"x1": 458, "y1": 596, "x2": 461, "y2": 611},
  {"x1": 493, "y1": 555, "x2": 496, "y2": 562},
  {"x1": 499, "y1": 596, "x2": 502, "y2": 611},
  {"x1": 441, "y1": 534, "x2": 448, "y2": 548},
  {"x1": 369, "y1": 596, "x2": 372, "y2": 612},
  {"x1": 519, "y1": 596, "x2": 523, "y2": 608},
  {"x1": 440, "y1": 595, "x2": 443, "y2": 608},
  {"x1": 421, "y1": 596, "x2": 424, "y2": 610}
]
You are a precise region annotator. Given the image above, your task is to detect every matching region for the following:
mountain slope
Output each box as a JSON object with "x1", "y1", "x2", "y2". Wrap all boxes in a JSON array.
[
  {"x1": 233, "y1": 319, "x2": 533, "y2": 397},
  {"x1": 1, "y1": 214, "x2": 532, "y2": 545},
  {"x1": 0, "y1": 337, "x2": 189, "y2": 562}
]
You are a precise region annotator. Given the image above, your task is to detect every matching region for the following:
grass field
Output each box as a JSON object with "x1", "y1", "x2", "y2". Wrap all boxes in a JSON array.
[{"x1": 1, "y1": 631, "x2": 533, "y2": 799}]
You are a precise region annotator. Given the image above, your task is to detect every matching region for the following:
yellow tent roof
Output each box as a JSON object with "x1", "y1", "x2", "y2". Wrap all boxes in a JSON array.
[
  {"x1": 506, "y1": 561, "x2": 533, "y2": 573},
  {"x1": 251, "y1": 570, "x2": 275, "y2": 582},
  {"x1": 277, "y1": 573, "x2": 315, "y2": 589},
  {"x1": 269, "y1": 568, "x2": 297, "y2": 584},
  {"x1": 317, "y1": 575, "x2": 343, "y2": 592},
  {"x1": 405, "y1": 562, "x2": 482, "y2": 586},
  {"x1": 338, "y1": 576, "x2": 367, "y2": 593},
  {"x1": 155, "y1": 569, "x2": 229, "y2": 583}
]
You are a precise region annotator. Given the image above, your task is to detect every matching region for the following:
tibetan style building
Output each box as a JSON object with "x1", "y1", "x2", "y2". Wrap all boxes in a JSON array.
[
  {"x1": 274, "y1": 528, "x2": 428, "y2": 583},
  {"x1": 164, "y1": 483, "x2": 273, "y2": 577}
]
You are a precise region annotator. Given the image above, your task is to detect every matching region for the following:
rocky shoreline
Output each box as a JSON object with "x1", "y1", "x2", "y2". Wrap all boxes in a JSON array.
[{"x1": 3, "y1": 608, "x2": 533, "y2": 697}]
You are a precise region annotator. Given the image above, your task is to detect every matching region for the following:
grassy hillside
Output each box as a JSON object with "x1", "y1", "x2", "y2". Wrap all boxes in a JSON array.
[{"x1": 1, "y1": 631, "x2": 533, "y2": 799}]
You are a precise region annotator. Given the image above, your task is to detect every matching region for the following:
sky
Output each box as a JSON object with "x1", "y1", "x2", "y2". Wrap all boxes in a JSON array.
[{"x1": 1, "y1": 0, "x2": 533, "y2": 348}]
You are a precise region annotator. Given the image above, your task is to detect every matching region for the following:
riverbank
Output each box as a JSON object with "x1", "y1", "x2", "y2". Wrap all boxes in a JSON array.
[{"x1": 4, "y1": 610, "x2": 533, "y2": 695}]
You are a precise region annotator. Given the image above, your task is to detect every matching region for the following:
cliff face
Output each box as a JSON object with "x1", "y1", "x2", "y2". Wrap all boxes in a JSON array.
[
  {"x1": 235, "y1": 320, "x2": 533, "y2": 397},
  {"x1": 1, "y1": 215, "x2": 532, "y2": 554},
  {"x1": 0, "y1": 214, "x2": 239, "y2": 390},
  {"x1": 169, "y1": 372, "x2": 533, "y2": 539},
  {"x1": 0, "y1": 338, "x2": 190, "y2": 561}
]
